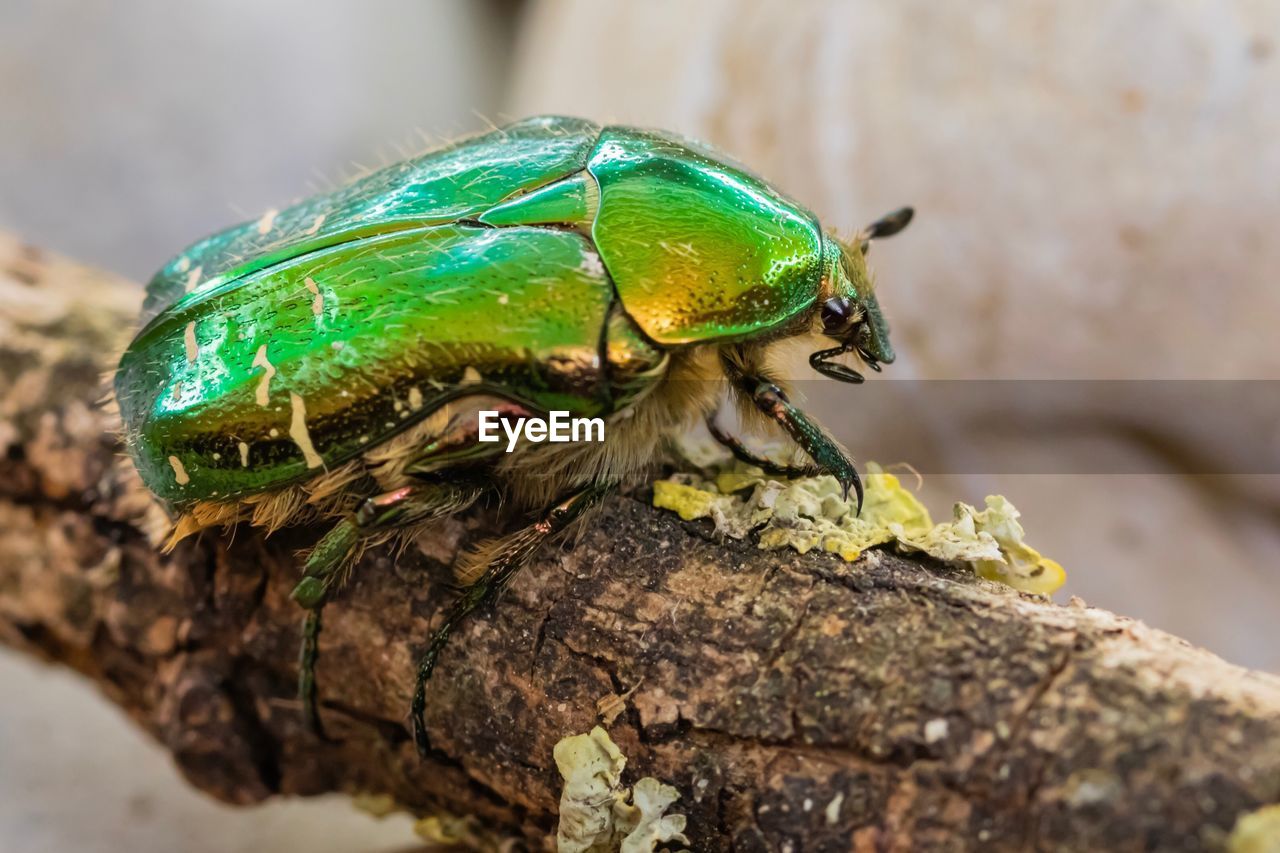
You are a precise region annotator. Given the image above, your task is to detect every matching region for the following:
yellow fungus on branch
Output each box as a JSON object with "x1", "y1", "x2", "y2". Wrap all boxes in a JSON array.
[{"x1": 654, "y1": 458, "x2": 1065, "y2": 595}]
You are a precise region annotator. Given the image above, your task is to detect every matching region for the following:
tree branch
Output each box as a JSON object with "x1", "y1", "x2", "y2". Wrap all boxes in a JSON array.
[{"x1": 2, "y1": 232, "x2": 1279, "y2": 851}]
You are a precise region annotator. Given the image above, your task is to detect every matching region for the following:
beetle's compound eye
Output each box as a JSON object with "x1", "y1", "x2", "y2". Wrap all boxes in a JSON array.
[{"x1": 821, "y1": 297, "x2": 856, "y2": 335}]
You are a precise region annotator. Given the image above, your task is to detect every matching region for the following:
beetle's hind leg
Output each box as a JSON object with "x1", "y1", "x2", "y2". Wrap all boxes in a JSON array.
[
  {"x1": 291, "y1": 479, "x2": 485, "y2": 735},
  {"x1": 410, "y1": 481, "x2": 614, "y2": 756}
]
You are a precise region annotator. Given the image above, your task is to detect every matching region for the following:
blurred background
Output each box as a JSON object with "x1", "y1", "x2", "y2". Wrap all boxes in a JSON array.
[{"x1": 1, "y1": 1, "x2": 1277, "y2": 850}]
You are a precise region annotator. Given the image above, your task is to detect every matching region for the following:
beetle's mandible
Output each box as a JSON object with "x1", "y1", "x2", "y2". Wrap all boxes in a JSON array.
[{"x1": 113, "y1": 116, "x2": 914, "y2": 753}]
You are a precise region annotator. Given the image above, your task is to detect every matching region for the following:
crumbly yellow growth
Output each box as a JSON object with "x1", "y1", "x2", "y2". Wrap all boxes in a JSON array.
[
  {"x1": 1228, "y1": 804, "x2": 1280, "y2": 853},
  {"x1": 351, "y1": 790, "x2": 516, "y2": 851},
  {"x1": 554, "y1": 726, "x2": 690, "y2": 853},
  {"x1": 413, "y1": 813, "x2": 514, "y2": 850},
  {"x1": 653, "y1": 461, "x2": 1065, "y2": 595},
  {"x1": 350, "y1": 792, "x2": 399, "y2": 818}
]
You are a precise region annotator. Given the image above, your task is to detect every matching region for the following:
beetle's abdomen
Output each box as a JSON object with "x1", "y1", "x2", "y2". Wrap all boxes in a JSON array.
[
  {"x1": 587, "y1": 127, "x2": 824, "y2": 345},
  {"x1": 116, "y1": 225, "x2": 614, "y2": 506}
]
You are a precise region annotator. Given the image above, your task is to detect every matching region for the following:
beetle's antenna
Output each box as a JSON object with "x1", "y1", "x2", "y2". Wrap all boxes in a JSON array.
[
  {"x1": 860, "y1": 207, "x2": 916, "y2": 252},
  {"x1": 863, "y1": 206, "x2": 915, "y2": 240}
]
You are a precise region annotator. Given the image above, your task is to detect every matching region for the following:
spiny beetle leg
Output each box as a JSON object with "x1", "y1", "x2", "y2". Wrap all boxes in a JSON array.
[
  {"x1": 721, "y1": 355, "x2": 863, "y2": 513},
  {"x1": 705, "y1": 411, "x2": 822, "y2": 480},
  {"x1": 411, "y1": 481, "x2": 614, "y2": 757},
  {"x1": 292, "y1": 480, "x2": 486, "y2": 736},
  {"x1": 299, "y1": 610, "x2": 323, "y2": 735},
  {"x1": 753, "y1": 383, "x2": 863, "y2": 512}
]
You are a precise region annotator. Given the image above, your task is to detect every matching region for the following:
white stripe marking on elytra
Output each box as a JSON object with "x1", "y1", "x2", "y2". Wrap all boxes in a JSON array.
[
  {"x1": 304, "y1": 277, "x2": 324, "y2": 317},
  {"x1": 238, "y1": 441, "x2": 250, "y2": 467},
  {"x1": 251, "y1": 344, "x2": 276, "y2": 406},
  {"x1": 168, "y1": 456, "x2": 190, "y2": 485},
  {"x1": 289, "y1": 393, "x2": 324, "y2": 469},
  {"x1": 183, "y1": 322, "x2": 199, "y2": 363}
]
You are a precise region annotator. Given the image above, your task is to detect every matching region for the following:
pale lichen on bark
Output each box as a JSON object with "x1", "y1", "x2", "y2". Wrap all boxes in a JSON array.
[{"x1": 2, "y1": 233, "x2": 1280, "y2": 851}]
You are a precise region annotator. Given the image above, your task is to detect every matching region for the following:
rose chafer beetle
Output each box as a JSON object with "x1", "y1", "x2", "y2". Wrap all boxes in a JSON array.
[{"x1": 114, "y1": 116, "x2": 913, "y2": 752}]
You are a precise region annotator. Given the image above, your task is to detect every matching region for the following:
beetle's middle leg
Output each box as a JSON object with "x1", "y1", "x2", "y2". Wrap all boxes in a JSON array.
[
  {"x1": 720, "y1": 347, "x2": 863, "y2": 511},
  {"x1": 291, "y1": 479, "x2": 485, "y2": 734},
  {"x1": 410, "y1": 480, "x2": 614, "y2": 756}
]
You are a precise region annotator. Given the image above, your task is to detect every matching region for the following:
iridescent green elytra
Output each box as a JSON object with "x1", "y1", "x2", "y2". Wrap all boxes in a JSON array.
[{"x1": 114, "y1": 116, "x2": 912, "y2": 752}]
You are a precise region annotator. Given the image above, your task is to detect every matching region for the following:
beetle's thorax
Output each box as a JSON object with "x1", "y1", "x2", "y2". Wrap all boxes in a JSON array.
[{"x1": 818, "y1": 237, "x2": 865, "y2": 304}]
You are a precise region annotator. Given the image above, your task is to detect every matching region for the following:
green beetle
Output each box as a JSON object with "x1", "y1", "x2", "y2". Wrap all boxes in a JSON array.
[{"x1": 114, "y1": 115, "x2": 912, "y2": 752}]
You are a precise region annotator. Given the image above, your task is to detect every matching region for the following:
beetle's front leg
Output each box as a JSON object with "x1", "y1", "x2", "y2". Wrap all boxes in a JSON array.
[
  {"x1": 705, "y1": 410, "x2": 823, "y2": 480},
  {"x1": 720, "y1": 349, "x2": 863, "y2": 511}
]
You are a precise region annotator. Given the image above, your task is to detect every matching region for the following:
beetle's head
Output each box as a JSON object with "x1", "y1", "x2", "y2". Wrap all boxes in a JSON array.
[{"x1": 811, "y1": 207, "x2": 913, "y2": 383}]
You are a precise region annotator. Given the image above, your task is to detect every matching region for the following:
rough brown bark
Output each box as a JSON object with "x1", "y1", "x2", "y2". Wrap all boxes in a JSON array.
[{"x1": 2, "y1": 232, "x2": 1279, "y2": 852}]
